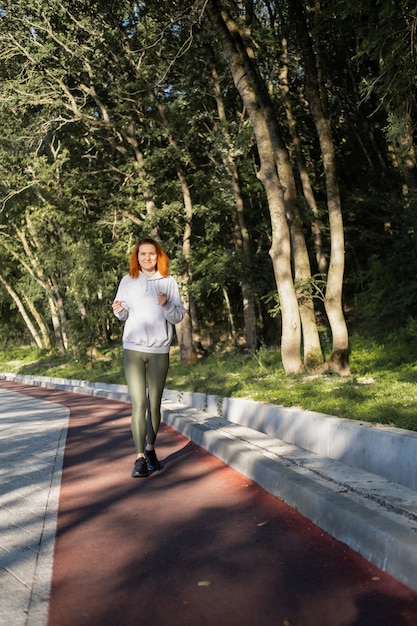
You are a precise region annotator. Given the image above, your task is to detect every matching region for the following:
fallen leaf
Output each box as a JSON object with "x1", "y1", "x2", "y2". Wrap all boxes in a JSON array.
[{"x1": 198, "y1": 580, "x2": 211, "y2": 587}]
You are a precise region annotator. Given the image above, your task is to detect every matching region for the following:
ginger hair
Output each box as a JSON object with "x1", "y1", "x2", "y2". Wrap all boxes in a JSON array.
[{"x1": 129, "y1": 238, "x2": 170, "y2": 278}]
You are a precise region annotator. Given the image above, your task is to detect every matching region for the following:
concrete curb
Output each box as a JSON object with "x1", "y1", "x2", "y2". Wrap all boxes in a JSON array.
[
  {"x1": 161, "y1": 404, "x2": 417, "y2": 593},
  {"x1": 2, "y1": 372, "x2": 417, "y2": 593}
]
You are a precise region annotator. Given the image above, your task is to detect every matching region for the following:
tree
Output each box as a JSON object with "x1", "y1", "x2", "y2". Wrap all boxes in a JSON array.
[
  {"x1": 347, "y1": 0, "x2": 417, "y2": 250},
  {"x1": 205, "y1": 0, "x2": 305, "y2": 374},
  {"x1": 0, "y1": 0, "x2": 202, "y2": 360},
  {"x1": 288, "y1": 0, "x2": 350, "y2": 374},
  {"x1": 1, "y1": 0, "x2": 416, "y2": 371}
]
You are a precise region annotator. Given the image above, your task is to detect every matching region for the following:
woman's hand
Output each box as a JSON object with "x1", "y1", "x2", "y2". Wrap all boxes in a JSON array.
[
  {"x1": 112, "y1": 300, "x2": 126, "y2": 313},
  {"x1": 157, "y1": 292, "x2": 167, "y2": 306}
]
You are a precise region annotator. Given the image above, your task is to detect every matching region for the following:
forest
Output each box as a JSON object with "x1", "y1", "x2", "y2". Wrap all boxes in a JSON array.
[{"x1": 0, "y1": 0, "x2": 416, "y2": 376}]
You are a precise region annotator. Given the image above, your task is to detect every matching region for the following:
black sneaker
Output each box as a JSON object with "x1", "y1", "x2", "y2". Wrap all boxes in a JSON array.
[
  {"x1": 145, "y1": 449, "x2": 162, "y2": 472},
  {"x1": 131, "y1": 457, "x2": 149, "y2": 478}
]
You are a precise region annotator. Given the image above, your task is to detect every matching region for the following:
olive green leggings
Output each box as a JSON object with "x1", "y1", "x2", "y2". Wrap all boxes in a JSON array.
[{"x1": 124, "y1": 349, "x2": 170, "y2": 454}]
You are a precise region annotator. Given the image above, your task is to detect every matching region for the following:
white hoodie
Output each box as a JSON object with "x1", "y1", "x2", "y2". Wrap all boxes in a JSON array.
[{"x1": 113, "y1": 271, "x2": 185, "y2": 354}]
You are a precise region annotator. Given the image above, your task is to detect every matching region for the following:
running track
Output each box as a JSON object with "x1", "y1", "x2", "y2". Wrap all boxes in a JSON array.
[{"x1": 2, "y1": 381, "x2": 417, "y2": 626}]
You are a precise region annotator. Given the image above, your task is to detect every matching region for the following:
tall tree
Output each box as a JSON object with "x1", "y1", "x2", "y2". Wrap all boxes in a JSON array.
[
  {"x1": 210, "y1": 63, "x2": 259, "y2": 349},
  {"x1": 206, "y1": 0, "x2": 304, "y2": 373},
  {"x1": 0, "y1": 0, "x2": 201, "y2": 360},
  {"x1": 288, "y1": 0, "x2": 350, "y2": 374},
  {"x1": 338, "y1": 0, "x2": 417, "y2": 251}
]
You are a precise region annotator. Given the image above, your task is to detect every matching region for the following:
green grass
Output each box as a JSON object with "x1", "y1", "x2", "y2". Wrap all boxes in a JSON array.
[{"x1": 1, "y1": 331, "x2": 417, "y2": 431}]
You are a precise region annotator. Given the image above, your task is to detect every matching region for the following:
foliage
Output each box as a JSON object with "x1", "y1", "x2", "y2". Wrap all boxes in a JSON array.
[{"x1": 0, "y1": 0, "x2": 417, "y2": 367}]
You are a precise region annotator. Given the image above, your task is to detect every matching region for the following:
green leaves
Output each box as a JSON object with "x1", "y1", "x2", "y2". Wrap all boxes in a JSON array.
[{"x1": 0, "y1": 0, "x2": 416, "y2": 360}]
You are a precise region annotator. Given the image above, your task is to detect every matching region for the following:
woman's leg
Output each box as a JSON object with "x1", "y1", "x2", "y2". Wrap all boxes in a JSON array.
[
  {"x1": 145, "y1": 352, "x2": 170, "y2": 447},
  {"x1": 124, "y1": 349, "x2": 148, "y2": 455}
]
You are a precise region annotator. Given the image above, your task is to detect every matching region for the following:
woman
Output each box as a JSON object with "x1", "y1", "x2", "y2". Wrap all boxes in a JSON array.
[{"x1": 112, "y1": 238, "x2": 185, "y2": 478}]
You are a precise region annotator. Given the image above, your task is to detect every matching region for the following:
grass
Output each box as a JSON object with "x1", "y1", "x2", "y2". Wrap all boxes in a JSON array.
[{"x1": 1, "y1": 331, "x2": 417, "y2": 431}]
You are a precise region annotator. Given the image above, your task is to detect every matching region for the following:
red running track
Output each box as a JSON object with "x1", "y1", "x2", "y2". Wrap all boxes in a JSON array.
[{"x1": 2, "y1": 381, "x2": 417, "y2": 626}]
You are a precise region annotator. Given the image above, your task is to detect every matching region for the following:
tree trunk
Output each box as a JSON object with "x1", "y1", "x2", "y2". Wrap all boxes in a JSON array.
[
  {"x1": 395, "y1": 110, "x2": 417, "y2": 253},
  {"x1": 22, "y1": 292, "x2": 51, "y2": 349},
  {"x1": 188, "y1": 294, "x2": 206, "y2": 355},
  {"x1": 206, "y1": 0, "x2": 304, "y2": 374},
  {"x1": 252, "y1": 24, "x2": 324, "y2": 370},
  {"x1": 13, "y1": 221, "x2": 68, "y2": 354},
  {"x1": 208, "y1": 0, "x2": 321, "y2": 370},
  {"x1": 50, "y1": 274, "x2": 69, "y2": 350},
  {"x1": 0, "y1": 275, "x2": 45, "y2": 348},
  {"x1": 225, "y1": 132, "x2": 259, "y2": 350},
  {"x1": 291, "y1": 0, "x2": 350, "y2": 374},
  {"x1": 175, "y1": 307, "x2": 197, "y2": 364},
  {"x1": 222, "y1": 286, "x2": 237, "y2": 343},
  {"x1": 279, "y1": 37, "x2": 328, "y2": 276},
  {"x1": 153, "y1": 91, "x2": 199, "y2": 364},
  {"x1": 211, "y1": 64, "x2": 258, "y2": 349},
  {"x1": 121, "y1": 125, "x2": 157, "y2": 228},
  {"x1": 48, "y1": 295, "x2": 66, "y2": 356}
]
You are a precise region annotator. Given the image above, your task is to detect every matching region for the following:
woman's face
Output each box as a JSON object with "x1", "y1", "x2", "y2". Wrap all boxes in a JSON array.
[{"x1": 138, "y1": 243, "x2": 158, "y2": 274}]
